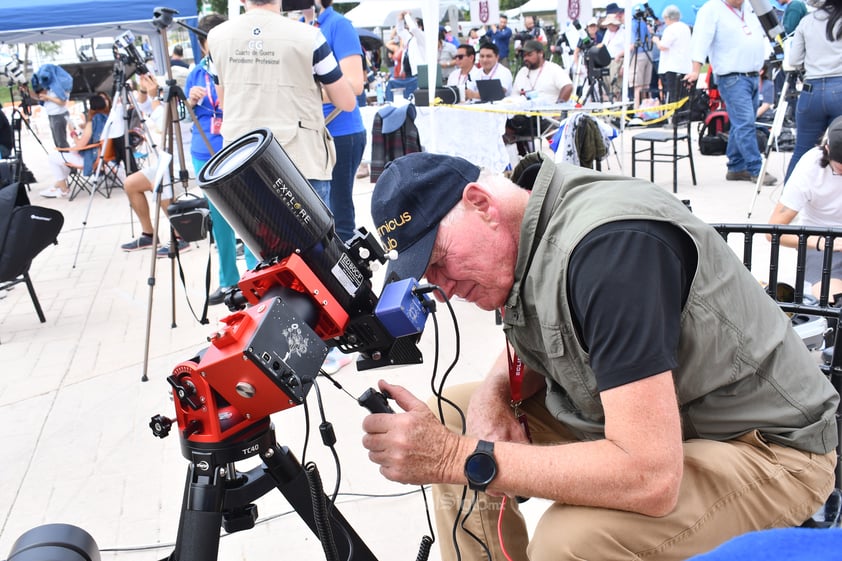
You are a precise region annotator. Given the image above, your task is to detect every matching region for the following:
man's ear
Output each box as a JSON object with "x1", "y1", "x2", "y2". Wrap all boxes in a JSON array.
[{"x1": 462, "y1": 182, "x2": 496, "y2": 221}]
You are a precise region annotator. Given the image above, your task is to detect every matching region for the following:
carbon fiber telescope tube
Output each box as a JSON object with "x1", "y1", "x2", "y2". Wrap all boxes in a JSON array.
[{"x1": 197, "y1": 129, "x2": 376, "y2": 314}]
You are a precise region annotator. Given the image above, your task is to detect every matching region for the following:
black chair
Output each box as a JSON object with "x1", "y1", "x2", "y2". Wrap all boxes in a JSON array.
[
  {"x1": 631, "y1": 98, "x2": 697, "y2": 193},
  {"x1": 712, "y1": 223, "x2": 842, "y2": 528},
  {"x1": 0, "y1": 181, "x2": 64, "y2": 332}
]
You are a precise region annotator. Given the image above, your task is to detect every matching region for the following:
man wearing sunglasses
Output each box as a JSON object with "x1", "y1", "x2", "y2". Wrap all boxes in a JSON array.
[{"x1": 446, "y1": 44, "x2": 482, "y2": 101}]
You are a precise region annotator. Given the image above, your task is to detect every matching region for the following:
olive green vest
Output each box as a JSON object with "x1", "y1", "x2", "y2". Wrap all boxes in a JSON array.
[{"x1": 502, "y1": 158, "x2": 838, "y2": 454}]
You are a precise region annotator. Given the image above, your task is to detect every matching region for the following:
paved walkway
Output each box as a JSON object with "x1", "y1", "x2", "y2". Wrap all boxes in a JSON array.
[{"x1": 0, "y1": 112, "x2": 788, "y2": 559}]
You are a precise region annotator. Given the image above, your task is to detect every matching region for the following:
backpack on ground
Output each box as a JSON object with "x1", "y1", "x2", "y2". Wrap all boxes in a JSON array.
[{"x1": 698, "y1": 110, "x2": 729, "y2": 156}]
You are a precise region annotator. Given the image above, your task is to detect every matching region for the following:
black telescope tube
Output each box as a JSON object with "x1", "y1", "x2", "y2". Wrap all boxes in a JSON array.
[
  {"x1": 198, "y1": 129, "x2": 376, "y2": 315},
  {"x1": 198, "y1": 129, "x2": 334, "y2": 260}
]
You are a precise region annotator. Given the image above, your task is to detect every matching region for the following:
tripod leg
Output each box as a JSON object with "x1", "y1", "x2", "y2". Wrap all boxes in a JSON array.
[
  {"x1": 260, "y1": 443, "x2": 380, "y2": 561},
  {"x1": 747, "y1": 75, "x2": 794, "y2": 218},
  {"x1": 169, "y1": 460, "x2": 225, "y2": 561}
]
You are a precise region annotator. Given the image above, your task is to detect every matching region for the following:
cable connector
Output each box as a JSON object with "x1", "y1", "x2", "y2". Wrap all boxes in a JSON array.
[{"x1": 319, "y1": 421, "x2": 337, "y2": 447}]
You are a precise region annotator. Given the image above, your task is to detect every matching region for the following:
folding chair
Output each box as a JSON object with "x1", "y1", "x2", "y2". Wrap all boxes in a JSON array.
[
  {"x1": 100, "y1": 137, "x2": 125, "y2": 196},
  {"x1": 58, "y1": 141, "x2": 109, "y2": 201},
  {"x1": 712, "y1": 223, "x2": 842, "y2": 528},
  {"x1": 0, "y1": 181, "x2": 64, "y2": 334},
  {"x1": 631, "y1": 99, "x2": 697, "y2": 193}
]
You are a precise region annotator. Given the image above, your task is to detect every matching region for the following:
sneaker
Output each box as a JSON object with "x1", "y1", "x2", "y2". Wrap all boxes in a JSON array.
[
  {"x1": 236, "y1": 240, "x2": 244, "y2": 259},
  {"x1": 725, "y1": 170, "x2": 752, "y2": 182},
  {"x1": 39, "y1": 186, "x2": 69, "y2": 198},
  {"x1": 121, "y1": 234, "x2": 156, "y2": 252},
  {"x1": 751, "y1": 172, "x2": 778, "y2": 186},
  {"x1": 208, "y1": 286, "x2": 235, "y2": 306},
  {"x1": 156, "y1": 239, "x2": 191, "y2": 258},
  {"x1": 321, "y1": 348, "x2": 356, "y2": 375}
]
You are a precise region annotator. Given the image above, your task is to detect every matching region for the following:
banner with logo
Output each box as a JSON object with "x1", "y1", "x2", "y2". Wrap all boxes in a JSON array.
[{"x1": 470, "y1": 0, "x2": 499, "y2": 26}]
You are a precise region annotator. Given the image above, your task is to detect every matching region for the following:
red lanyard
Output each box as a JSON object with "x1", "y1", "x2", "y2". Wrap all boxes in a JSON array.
[
  {"x1": 483, "y1": 63, "x2": 499, "y2": 80},
  {"x1": 504, "y1": 326, "x2": 532, "y2": 442},
  {"x1": 721, "y1": 0, "x2": 745, "y2": 22}
]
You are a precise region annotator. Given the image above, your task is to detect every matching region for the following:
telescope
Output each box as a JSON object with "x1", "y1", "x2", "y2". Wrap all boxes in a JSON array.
[
  {"x1": 155, "y1": 128, "x2": 430, "y2": 443},
  {"x1": 114, "y1": 30, "x2": 151, "y2": 76},
  {"x1": 748, "y1": 0, "x2": 785, "y2": 58}
]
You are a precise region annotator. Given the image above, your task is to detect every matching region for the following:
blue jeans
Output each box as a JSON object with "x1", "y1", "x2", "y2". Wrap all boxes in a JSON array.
[
  {"x1": 309, "y1": 178, "x2": 331, "y2": 210},
  {"x1": 716, "y1": 74, "x2": 762, "y2": 176},
  {"x1": 194, "y1": 156, "x2": 258, "y2": 288},
  {"x1": 785, "y1": 76, "x2": 842, "y2": 182},
  {"x1": 329, "y1": 131, "x2": 366, "y2": 243}
]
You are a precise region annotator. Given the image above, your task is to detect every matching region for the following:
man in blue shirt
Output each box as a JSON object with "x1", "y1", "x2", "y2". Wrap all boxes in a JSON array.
[
  {"x1": 485, "y1": 14, "x2": 513, "y2": 67},
  {"x1": 315, "y1": 0, "x2": 366, "y2": 244}
]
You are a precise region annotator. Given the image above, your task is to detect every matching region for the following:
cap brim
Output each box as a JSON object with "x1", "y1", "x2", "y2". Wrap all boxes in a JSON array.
[{"x1": 385, "y1": 224, "x2": 439, "y2": 282}]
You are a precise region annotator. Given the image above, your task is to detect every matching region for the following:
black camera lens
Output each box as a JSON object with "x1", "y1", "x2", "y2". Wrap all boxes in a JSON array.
[{"x1": 7, "y1": 524, "x2": 100, "y2": 561}]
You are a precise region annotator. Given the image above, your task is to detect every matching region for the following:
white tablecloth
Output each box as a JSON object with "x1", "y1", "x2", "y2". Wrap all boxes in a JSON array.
[{"x1": 359, "y1": 103, "x2": 511, "y2": 173}]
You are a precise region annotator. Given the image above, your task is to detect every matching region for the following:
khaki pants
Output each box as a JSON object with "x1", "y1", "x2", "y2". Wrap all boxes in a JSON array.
[{"x1": 431, "y1": 383, "x2": 836, "y2": 561}]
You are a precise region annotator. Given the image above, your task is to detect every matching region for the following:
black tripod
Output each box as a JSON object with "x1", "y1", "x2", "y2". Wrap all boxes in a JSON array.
[
  {"x1": 152, "y1": 416, "x2": 379, "y2": 561},
  {"x1": 5, "y1": 83, "x2": 48, "y2": 191},
  {"x1": 580, "y1": 58, "x2": 612, "y2": 104}
]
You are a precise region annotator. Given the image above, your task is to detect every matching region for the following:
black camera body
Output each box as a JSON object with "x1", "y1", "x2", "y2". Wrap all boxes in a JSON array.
[
  {"x1": 514, "y1": 30, "x2": 533, "y2": 48},
  {"x1": 634, "y1": 3, "x2": 657, "y2": 21}
]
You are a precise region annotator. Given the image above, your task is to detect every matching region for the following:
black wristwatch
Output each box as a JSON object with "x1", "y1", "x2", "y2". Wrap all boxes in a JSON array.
[{"x1": 464, "y1": 440, "x2": 497, "y2": 492}]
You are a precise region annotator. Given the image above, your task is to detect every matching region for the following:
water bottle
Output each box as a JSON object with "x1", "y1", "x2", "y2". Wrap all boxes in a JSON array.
[{"x1": 376, "y1": 79, "x2": 385, "y2": 105}]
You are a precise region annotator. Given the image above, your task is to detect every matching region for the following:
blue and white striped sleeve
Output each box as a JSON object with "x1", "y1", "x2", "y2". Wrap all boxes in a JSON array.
[{"x1": 312, "y1": 30, "x2": 343, "y2": 85}]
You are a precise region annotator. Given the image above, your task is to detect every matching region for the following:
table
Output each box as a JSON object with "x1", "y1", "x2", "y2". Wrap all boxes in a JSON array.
[
  {"x1": 359, "y1": 104, "x2": 511, "y2": 173},
  {"x1": 358, "y1": 100, "x2": 622, "y2": 174}
]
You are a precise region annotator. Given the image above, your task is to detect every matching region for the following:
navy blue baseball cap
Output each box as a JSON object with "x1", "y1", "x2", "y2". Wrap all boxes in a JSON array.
[
  {"x1": 371, "y1": 153, "x2": 481, "y2": 281},
  {"x1": 826, "y1": 116, "x2": 842, "y2": 164}
]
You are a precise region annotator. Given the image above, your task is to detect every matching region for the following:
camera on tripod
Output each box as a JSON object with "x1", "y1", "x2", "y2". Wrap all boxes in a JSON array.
[
  {"x1": 514, "y1": 30, "x2": 534, "y2": 50},
  {"x1": 114, "y1": 30, "x2": 151, "y2": 75},
  {"x1": 1, "y1": 55, "x2": 26, "y2": 86},
  {"x1": 633, "y1": 2, "x2": 657, "y2": 21}
]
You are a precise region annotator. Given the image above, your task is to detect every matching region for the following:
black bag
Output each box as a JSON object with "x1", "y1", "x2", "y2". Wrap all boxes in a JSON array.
[
  {"x1": 689, "y1": 89, "x2": 710, "y2": 122},
  {"x1": 698, "y1": 111, "x2": 730, "y2": 156},
  {"x1": 413, "y1": 86, "x2": 459, "y2": 106},
  {"x1": 167, "y1": 193, "x2": 211, "y2": 243},
  {"x1": 0, "y1": 182, "x2": 63, "y2": 281}
]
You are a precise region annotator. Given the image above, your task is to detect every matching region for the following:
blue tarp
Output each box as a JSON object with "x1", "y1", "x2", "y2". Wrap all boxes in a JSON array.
[{"x1": 0, "y1": 0, "x2": 198, "y2": 45}]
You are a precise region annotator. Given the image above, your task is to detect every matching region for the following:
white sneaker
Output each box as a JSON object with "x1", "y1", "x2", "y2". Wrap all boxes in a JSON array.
[{"x1": 39, "y1": 186, "x2": 69, "y2": 198}]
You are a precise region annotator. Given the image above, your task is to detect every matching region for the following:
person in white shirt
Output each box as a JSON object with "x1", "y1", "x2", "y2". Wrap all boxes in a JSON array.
[
  {"x1": 598, "y1": 14, "x2": 626, "y2": 101},
  {"x1": 686, "y1": 0, "x2": 775, "y2": 185},
  {"x1": 396, "y1": 11, "x2": 426, "y2": 78},
  {"x1": 476, "y1": 43, "x2": 514, "y2": 96},
  {"x1": 511, "y1": 40, "x2": 572, "y2": 103},
  {"x1": 768, "y1": 117, "x2": 842, "y2": 298},
  {"x1": 653, "y1": 5, "x2": 692, "y2": 104},
  {"x1": 446, "y1": 44, "x2": 482, "y2": 101}
]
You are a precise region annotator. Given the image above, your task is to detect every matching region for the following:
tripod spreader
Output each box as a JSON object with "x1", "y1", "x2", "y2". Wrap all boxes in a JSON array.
[{"x1": 162, "y1": 418, "x2": 379, "y2": 561}]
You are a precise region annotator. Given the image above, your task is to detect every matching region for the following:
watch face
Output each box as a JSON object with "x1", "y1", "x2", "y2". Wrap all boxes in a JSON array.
[{"x1": 466, "y1": 453, "x2": 497, "y2": 485}]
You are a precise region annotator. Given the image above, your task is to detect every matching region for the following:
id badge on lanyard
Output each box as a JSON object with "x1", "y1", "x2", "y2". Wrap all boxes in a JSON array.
[{"x1": 205, "y1": 73, "x2": 222, "y2": 134}]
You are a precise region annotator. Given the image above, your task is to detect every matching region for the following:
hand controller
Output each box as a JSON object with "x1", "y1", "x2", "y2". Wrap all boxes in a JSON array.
[{"x1": 358, "y1": 388, "x2": 395, "y2": 414}]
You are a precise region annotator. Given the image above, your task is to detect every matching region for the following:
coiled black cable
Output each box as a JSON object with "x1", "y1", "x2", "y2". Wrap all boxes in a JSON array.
[{"x1": 304, "y1": 461, "x2": 339, "y2": 561}]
